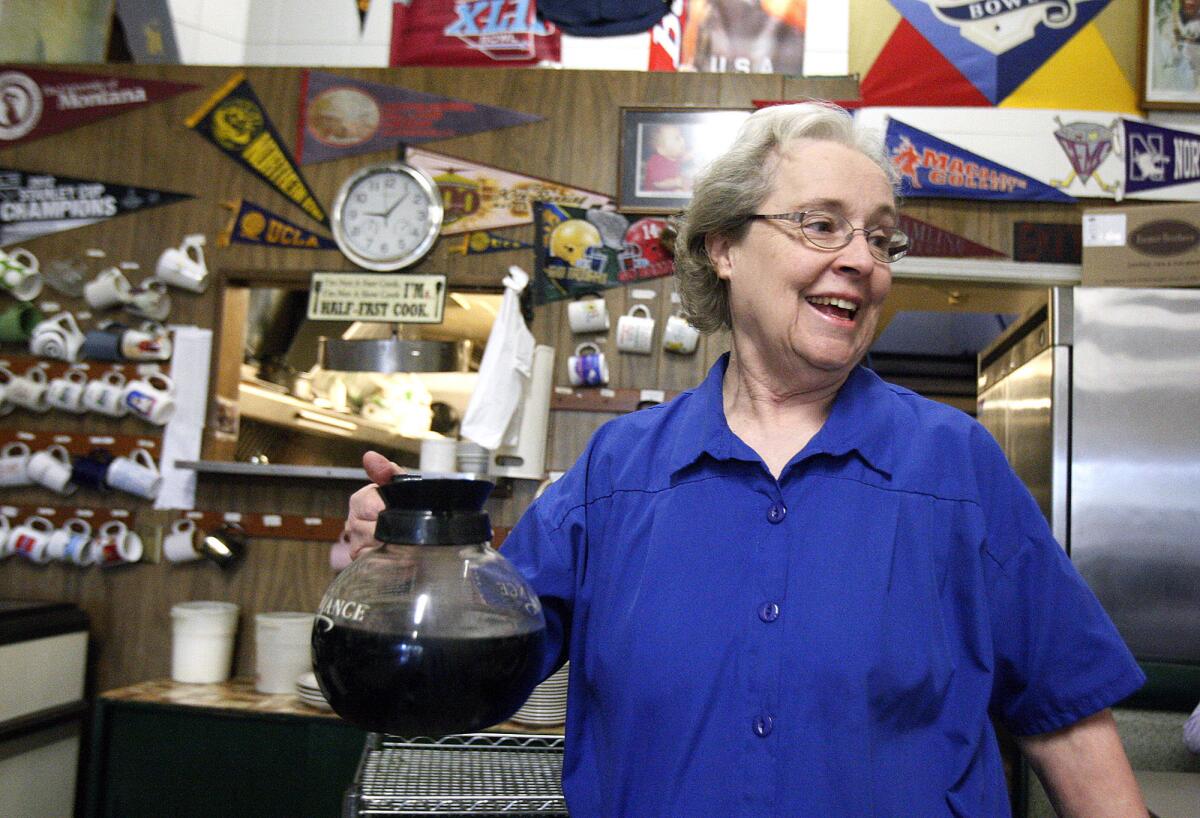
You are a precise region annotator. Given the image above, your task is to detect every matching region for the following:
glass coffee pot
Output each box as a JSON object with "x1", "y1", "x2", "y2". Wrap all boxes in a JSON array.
[{"x1": 312, "y1": 475, "x2": 546, "y2": 736}]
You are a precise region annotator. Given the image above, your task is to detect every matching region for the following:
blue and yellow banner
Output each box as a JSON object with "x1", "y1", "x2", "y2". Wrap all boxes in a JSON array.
[{"x1": 219, "y1": 199, "x2": 337, "y2": 250}]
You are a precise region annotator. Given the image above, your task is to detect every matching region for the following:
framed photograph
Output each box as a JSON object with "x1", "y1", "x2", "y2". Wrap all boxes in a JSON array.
[
  {"x1": 1143, "y1": 0, "x2": 1200, "y2": 109},
  {"x1": 617, "y1": 107, "x2": 752, "y2": 214}
]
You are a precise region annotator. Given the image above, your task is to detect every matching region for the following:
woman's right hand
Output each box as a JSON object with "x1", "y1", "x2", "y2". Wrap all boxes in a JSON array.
[{"x1": 343, "y1": 450, "x2": 404, "y2": 560}]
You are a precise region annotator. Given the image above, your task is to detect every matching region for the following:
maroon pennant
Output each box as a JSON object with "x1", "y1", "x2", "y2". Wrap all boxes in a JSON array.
[
  {"x1": 0, "y1": 67, "x2": 198, "y2": 149},
  {"x1": 898, "y1": 214, "x2": 1005, "y2": 259}
]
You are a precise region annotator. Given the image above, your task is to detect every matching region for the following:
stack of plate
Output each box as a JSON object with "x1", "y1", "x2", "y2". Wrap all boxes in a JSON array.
[
  {"x1": 511, "y1": 662, "x2": 568, "y2": 727},
  {"x1": 296, "y1": 671, "x2": 332, "y2": 711}
]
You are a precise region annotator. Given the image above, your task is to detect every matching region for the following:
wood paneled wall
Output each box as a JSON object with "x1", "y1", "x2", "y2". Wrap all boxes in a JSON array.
[{"x1": 0, "y1": 64, "x2": 1087, "y2": 691}]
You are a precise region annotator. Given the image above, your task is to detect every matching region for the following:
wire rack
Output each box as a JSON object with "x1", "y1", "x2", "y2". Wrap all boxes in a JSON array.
[{"x1": 344, "y1": 733, "x2": 568, "y2": 817}]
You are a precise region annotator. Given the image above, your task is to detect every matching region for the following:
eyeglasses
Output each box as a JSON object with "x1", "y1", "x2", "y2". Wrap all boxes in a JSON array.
[{"x1": 747, "y1": 210, "x2": 911, "y2": 263}]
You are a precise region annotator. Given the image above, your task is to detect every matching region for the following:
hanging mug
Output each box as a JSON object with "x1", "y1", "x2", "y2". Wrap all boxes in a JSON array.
[
  {"x1": 106, "y1": 448, "x2": 161, "y2": 499},
  {"x1": 27, "y1": 444, "x2": 76, "y2": 495},
  {"x1": 0, "y1": 514, "x2": 9, "y2": 558},
  {"x1": 120, "y1": 321, "x2": 172, "y2": 361},
  {"x1": 10, "y1": 516, "x2": 54, "y2": 563},
  {"x1": 0, "y1": 365, "x2": 12, "y2": 415},
  {"x1": 5, "y1": 366, "x2": 50, "y2": 412},
  {"x1": 29, "y1": 312, "x2": 85, "y2": 362},
  {"x1": 47, "y1": 366, "x2": 90, "y2": 413},
  {"x1": 0, "y1": 441, "x2": 32, "y2": 487},
  {"x1": 567, "y1": 342, "x2": 609, "y2": 387},
  {"x1": 122, "y1": 371, "x2": 176, "y2": 425},
  {"x1": 662, "y1": 313, "x2": 701, "y2": 355},
  {"x1": 83, "y1": 370, "x2": 129, "y2": 417},
  {"x1": 567, "y1": 294, "x2": 610, "y2": 334},
  {"x1": 155, "y1": 235, "x2": 209, "y2": 293},
  {"x1": 616, "y1": 304, "x2": 656, "y2": 355},
  {"x1": 163, "y1": 518, "x2": 201, "y2": 563},
  {"x1": 126, "y1": 278, "x2": 172, "y2": 322},
  {"x1": 0, "y1": 302, "x2": 44, "y2": 342},
  {"x1": 71, "y1": 448, "x2": 114, "y2": 491},
  {"x1": 92, "y1": 519, "x2": 143, "y2": 567},
  {"x1": 46, "y1": 518, "x2": 92, "y2": 563},
  {"x1": 83, "y1": 267, "x2": 134, "y2": 310},
  {"x1": 0, "y1": 247, "x2": 43, "y2": 301}
]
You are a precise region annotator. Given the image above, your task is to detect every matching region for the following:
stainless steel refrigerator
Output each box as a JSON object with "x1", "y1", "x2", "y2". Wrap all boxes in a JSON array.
[{"x1": 977, "y1": 287, "x2": 1200, "y2": 666}]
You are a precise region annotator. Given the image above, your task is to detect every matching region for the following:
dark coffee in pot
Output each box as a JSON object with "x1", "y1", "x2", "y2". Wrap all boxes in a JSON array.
[{"x1": 312, "y1": 625, "x2": 545, "y2": 736}]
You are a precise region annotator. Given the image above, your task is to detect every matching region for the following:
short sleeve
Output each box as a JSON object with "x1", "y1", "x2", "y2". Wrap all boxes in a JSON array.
[{"x1": 979, "y1": 433, "x2": 1146, "y2": 735}]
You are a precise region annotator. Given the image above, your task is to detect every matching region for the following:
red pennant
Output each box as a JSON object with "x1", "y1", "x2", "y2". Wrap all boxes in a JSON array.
[
  {"x1": 899, "y1": 214, "x2": 1004, "y2": 259},
  {"x1": 860, "y1": 20, "x2": 990, "y2": 108}
]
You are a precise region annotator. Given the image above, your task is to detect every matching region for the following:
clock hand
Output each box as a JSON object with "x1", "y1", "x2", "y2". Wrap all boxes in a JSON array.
[{"x1": 382, "y1": 189, "x2": 411, "y2": 220}]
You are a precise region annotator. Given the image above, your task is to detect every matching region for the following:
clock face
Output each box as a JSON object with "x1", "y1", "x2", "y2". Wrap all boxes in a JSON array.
[{"x1": 331, "y1": 162, "x2": 444, "y2": 271}]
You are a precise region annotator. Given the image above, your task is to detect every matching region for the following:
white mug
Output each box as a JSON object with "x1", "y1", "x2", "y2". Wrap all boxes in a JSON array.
[
  {"x1": 616, "y1": 304, "x2": 656, "y2": 355},
  {"x1": 120, "y1": 321, "x2": 172, "y2": 361},
  {"x1": 155, "y1": 235, "x2": 209, "y2": 293},
  {"x1": 47, "y1": 366, "x2": 90, "y2": 413},
  {"x1": 663, "y1": 313, "x2": 701, "y2": 355},
  {"x1": 0, "y1": 514, "x2": 9, "y2": 558},
  {"x1": 92, "y1": 519, "x2": 143, "y2": 567},
  {"x1": 10, "y1": 516, "x2": 54, "y2": 562},
  {"x1": 0, "y1": 247, "x2": 43, "y2": 301},
  {"x1": 0, "y1": 441, "x2": 32, "y2": 487},
  {"x1": 83, "y1": 370, "x2": 128, "y2": 417},
  {"x1": 29, "y1": 312, "x2": 85, "y2": 362},
  {"x1": 84, "y1": 266, "x2": 134, "y2": 309},
  {"x1": 567, "y1": 342, "x2": 609, "y2": 387},
  {"x1": 27, "y1": 444, "x2": 77, "y2": 495},
  {"x1": 126, "y1": 278, "x2": 171, "y2": 322},
  {"x1": 46, "y1": 518, "x2": 91, "y2": 563},
  {"x1": 6, "y1": 366, "x2": 50, "y2": 412},
  {"x1": 106, "y1": 448, "x2": 161, "y2": 498},
  {"x1": 567, "y1": 295, "x2": 610, "y2": 334},
  {"x1": 0, "y1": 365, "x2": 12, "y2": 415},
  {"x1": 123, "y1": 371, "x2": 176, "y2": 425},
  {"x1": 163, "y1": 518, "x2": 201, "y2": 563}
]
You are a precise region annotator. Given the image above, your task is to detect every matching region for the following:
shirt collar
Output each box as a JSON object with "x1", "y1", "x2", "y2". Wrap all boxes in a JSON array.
[{"x1": 668, "y1": 354, "x2": 896, "y2": 478}]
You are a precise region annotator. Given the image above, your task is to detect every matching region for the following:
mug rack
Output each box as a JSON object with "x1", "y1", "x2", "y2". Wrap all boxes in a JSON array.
[
  {"x1": 0, "y1": 353, "x2": 172, "y2": 381},
  {"x1": 181, "y1": 510, "x2": 344, "y2": 542},
  {"x1": 0, "y1": 502, "x2": 138, "y2": 528},
  {"x1": 0, "y1": 430, "x2": 160, "y2": 458},
  {"x1": 550, "y1": 386, "x2": 681, "y2": 414}
]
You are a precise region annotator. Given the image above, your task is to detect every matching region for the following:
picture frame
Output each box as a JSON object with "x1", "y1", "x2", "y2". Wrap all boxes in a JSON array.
[
  {"x1": 617, "y1": 107, "x2": 752, "y2": 214},
  {"x1": 1142, "y1": 0, "x2": 1200, "y2": 110}
]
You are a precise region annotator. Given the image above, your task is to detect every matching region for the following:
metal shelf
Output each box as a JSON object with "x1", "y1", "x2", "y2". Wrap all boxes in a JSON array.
[{"x1": 346, "y1": 733, "x2": 567, "y2": 817}]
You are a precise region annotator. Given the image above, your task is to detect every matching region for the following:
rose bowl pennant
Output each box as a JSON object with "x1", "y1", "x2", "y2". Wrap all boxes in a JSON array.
[
  {"x1": 0, "y1": 67, "x2": 197, "y2": 148},
  {"x1": 186, "y1": 72, "x2": 327, "y2": 226},
  {"x1": 407, "y1": 147, "x2": 611, "y2": 235},
  {"x1": 0, "y1": 167, "x2": 192, "y2": 246},
  {"x1": 297, "y1": 70, "x2": 542, "y2": 165},
  {"x1": 883, "y1": 116, "x2": 1075, "y2": 203},
  {"x1": 219, "y1": 198, "x2": 338, "y2": 250}
]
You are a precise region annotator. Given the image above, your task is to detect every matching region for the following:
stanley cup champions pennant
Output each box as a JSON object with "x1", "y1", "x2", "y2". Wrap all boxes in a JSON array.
[{"x1": 186, "y1": 72, "x2": 327, "y2": 226}]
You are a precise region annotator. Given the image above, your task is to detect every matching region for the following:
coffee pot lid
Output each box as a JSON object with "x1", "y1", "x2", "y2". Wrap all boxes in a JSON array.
[{"x1": 374, "y1": 474, "x2": 493, "y2": 546}]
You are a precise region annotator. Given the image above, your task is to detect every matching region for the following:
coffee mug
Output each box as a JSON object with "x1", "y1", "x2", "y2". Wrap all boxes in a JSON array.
[
  {"x1": 83, "y1": 370, "x2": 128, "y2": 416},
  {"x1": 616, "y1": 304, "x2": 656, "y2": 355},
  {"x1": 0, "y1": 247, "x2": 43, "y2": 301},
  {"x1": 567, "y1": 295, "x2": 610, "y2": 334},
  {"x1": 6, "y1": 366, "x2": 50, "y2": 412},
  {"x1": 0, "y1": 441, "x2": 32, "y2": 487},
  {"x1": 47, "y1": 366, "x2": 89, "y2": 413},
  {"x1": 126, "y1": 278, "x2": 171, "y2": 322},
  {"x1": 663, "y1": 313, "x2": 701, "y2": 355},
  {"x1": 0, "y1": 365, "x2": 12, "y2": 415},
  {"x1": 567, "y1": 342, "x2": 609, "y2": 387},
  {"x1": 163, "y1": 518, "x2": 201, "y2": 563},
  {"x1": 71, "y1": 448, "x2": 113, "y2": 491},
  {"x1": 92, "y1": 519, "x2": 143, "y2": 567},
  {"x1": 29, "y1": 312, "x2": 85, "y2": 362},
  {"x1": 155, "y1": 235, "x2": 209, "y2": 293},
  {"x1": 0, "y1": 514, "x2": 10, "y2": 558},
  {"x1": 120, "y1": 321, "x2": 172, "y2": 362},
  {"x1": 106, "y1": 448, "x2": 161, "y2": 498},
  {"x1": 198, "y1": 523, "x2": 247, "y2": 568},
  {"x1": 81, "y1": 324, "x2": 125, "y2": 362},
  {"x1": 10, "y1": 516, "x2": 54, "y2": 563},
  {"x1": 83, "y1": 266, "x2": 133, "y2": 309},
  {"x1": 46, "y1": 518, "x2": 92, "y2": 563},
  {"x1": 123, "y1": 372, "x2": 176, "y2": 425},
  {"x1": 0, "y1": 302, "x2": 44, "y2": 342},
  {"x1": 27, "y1": 444, "x2": 77, "y2": 495}
]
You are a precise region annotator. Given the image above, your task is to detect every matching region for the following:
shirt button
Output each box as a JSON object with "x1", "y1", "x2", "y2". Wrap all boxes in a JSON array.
[
  {"x1": 766, "y1": 503, "x2": 786, "y2": 524},
  {"x1": 752, "y1": 714, "x2": 774, "y2": 737},
  {"x1": 758, "y1": 602, "x2": 780, "y2": 623}
]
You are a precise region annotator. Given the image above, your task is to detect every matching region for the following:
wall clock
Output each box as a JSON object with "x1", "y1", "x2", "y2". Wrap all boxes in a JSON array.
[{"x1": 330, "y1": 161, "x2": 444, "y2": 271}]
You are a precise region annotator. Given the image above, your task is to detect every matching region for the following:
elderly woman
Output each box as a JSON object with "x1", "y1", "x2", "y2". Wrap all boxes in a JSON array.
[{"x1": 346, "y1": 101, "x2": 1147, "y2": 816}]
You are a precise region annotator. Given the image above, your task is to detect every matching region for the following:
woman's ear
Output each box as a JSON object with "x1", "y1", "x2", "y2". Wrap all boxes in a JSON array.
[{"x1": 706, "y1": 232, "x2": 735, "y2": 281}]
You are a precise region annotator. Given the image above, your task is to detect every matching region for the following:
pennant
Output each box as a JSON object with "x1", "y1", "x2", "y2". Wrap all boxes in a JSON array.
[
  {"x1": 885, "y1": 117, "x2": 1075, "y2": 203},
  {"x1": 356, "y1": 0, "x2": 370, "y2": 34},
  {"x1": 0, "y1": 68, "x2": 197, "y2": 148},
  {"x1": 186, "y1": 72, "x2": 327, "y2": 226},
  {"x1": 297, "y1": 70, "x2": 542, "y2": 165},
  {"x1": 887, "y1": 0, "x2": 1112, "y2": 104},
  {"x1": 899, "y1": 214, "x2": 1005, "y2": 259},
  {"x1": 390, "y1": 1, "x2": 561, "y2": 68},
  {"x1": 219, "y1": 199, "x2": 338, "y2": 250},
  {"x1": 533, "y1": 202, "x2": 625, "y2": 304},
  {"x1": 114, "y1": 0, "x2": 183, "y2": 63},
  {"x1": 1123, "y1": 118, "x2": 1200, "y2": 199},
  {"x1": 407, "y1": 147, "x2": 611, "y2": 235},
  {"x1": 446, "y1": 230, "x2": 533, "y2": 256},
  {"x1": 0, "y1": 168, "x2": 192, "y2": 246}
]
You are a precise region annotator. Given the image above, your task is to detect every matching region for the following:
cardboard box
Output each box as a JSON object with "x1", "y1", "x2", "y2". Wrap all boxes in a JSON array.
[{"x1": 1082, "y1": 202, "x2": 1200, "y2": 287}]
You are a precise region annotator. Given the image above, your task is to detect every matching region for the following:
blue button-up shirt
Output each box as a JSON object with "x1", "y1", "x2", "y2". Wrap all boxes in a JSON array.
[{"x1": 502, "y1": 354, "x2": 1144, "y2": 817}]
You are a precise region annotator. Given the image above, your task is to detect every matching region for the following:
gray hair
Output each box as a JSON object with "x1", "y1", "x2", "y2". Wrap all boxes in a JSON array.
[{"x1": 673, "y1": 100, "x2": 897, "y2": 334}]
